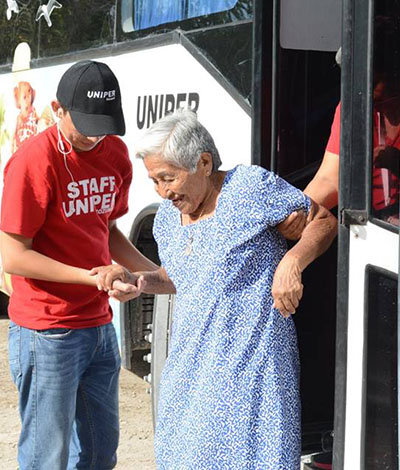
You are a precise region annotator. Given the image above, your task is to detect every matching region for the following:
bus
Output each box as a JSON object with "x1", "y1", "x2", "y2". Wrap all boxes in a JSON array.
[{"x1": 0, "y1": 1, "x2": 398, "y2": 469}]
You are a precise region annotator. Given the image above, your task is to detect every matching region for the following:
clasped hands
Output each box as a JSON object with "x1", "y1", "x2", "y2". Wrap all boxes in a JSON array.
[
  {"x1": 90, "y1": 257, "x2": 303, "y2": 317},
  {"x1": 89, "y1": 265, "x2": 145, "y2": 302}
]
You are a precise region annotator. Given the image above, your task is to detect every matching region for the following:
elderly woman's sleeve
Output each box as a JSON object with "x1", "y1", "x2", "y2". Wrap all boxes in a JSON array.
[{"x1": 251, "y1": 166, "x2": 311, "y2": 228}]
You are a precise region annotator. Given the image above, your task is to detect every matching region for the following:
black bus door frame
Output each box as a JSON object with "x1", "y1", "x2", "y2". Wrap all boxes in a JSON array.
[{"x1": 336, "y1": 0, "x2": 373, "y2": 468}]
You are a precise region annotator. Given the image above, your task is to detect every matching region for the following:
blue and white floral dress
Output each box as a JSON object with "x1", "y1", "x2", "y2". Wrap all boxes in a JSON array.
[{"x1": 153, "y1": 165, "x2": 311, "y2": 470}]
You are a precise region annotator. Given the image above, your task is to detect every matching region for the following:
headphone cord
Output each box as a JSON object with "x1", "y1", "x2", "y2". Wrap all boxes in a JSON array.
[{"x1": 57, "y1": 122, "x2": 75, "y2": 183}]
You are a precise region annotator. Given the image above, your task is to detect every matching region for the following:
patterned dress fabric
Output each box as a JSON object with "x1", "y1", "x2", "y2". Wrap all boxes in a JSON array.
[{"x1": 153, "y1": 165, "x2": 311, "y2": 470}]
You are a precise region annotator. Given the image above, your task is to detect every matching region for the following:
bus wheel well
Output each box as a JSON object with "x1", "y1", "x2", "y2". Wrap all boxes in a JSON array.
[{"x1": 120, "y1": 204, "x2": 160, "y2": 375}]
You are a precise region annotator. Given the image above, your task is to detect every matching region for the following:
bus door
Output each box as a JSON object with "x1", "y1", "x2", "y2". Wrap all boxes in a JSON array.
[
  {"x1": 336, "y1": 0, "x2": 400, "y2": 469},
  {"x1": 253, "y1": 0, "x2": 342, "y2": 466}
]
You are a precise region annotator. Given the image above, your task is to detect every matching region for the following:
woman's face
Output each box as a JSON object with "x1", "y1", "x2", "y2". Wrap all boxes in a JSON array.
[{"x1": 144, "y1": 154, "x2": 212, "y2": 215}]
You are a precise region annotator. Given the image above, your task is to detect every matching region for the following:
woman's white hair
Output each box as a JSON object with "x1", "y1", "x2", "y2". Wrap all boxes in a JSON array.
[{"x1": 134, "y1": 109, "x2": 222, "y2": 173}]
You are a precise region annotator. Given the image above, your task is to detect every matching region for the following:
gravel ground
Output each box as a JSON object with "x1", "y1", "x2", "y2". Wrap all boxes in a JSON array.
[{"x1": 0, "y1": 317, "x2": 156, "y2": 470}]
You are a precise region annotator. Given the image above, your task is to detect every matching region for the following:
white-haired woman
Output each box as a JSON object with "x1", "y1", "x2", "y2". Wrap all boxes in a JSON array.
[{"x1": 92, "y1": 110, "x2": 337, "y2": 470}]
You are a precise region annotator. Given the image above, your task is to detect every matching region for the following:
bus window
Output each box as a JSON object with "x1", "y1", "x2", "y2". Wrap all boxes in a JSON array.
[
  {"x1": 275, "y1": 0, "x2": 341, "y2": 184},
  {"x1": 371, "y1": 12, "x2": 400, "y2": 227},
  {"x1": 364, "y1": 267, "x2": 398, "y2": 469},
  {"x1": 125, "y1": 0, "x2": 253, "y2": 112},
  {"x1": 0, "y1": 1, "x2": 117, "y2": 65},
  {"x1": 186, "y1": 22, "x2": 253, "y2": 104},
  {"x1": 122, "y1": 0, "x2": 239, "y2": 32},
  {"x1": 276, "y1": 49, "x2": 340, "y2": 181}
]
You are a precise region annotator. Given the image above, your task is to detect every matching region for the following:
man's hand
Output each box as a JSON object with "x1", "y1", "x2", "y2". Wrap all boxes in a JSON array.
[
  {"x1": 271, "y1": 255, "x2": 303, "y2": 317},
  {"x1": 90, "y1": 264, "x2": 147, "y2": 302},
  {"x1": 277, "y1": 211, "x2": 307, "y2": 241}
]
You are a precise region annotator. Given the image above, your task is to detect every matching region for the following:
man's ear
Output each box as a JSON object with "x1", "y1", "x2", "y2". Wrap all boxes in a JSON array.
[{"x1": 51, "y1": 100, "x2": 64, "y2": 119}]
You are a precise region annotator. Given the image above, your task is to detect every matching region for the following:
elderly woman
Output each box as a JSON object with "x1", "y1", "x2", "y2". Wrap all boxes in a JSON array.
[{"x1": 92, "y1": 110, "x2": 337, "y2": 470}]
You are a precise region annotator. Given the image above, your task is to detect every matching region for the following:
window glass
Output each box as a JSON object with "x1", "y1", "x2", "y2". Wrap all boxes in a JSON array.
[
  {"x1": 186, "y1": 21, "x2": 252, "y2": 104},
  {"x1": 275, "y1": 48, "x2": 340, "y2": 182},
  {"x1": 274, "y1": 0, "x2": 341, "y2": 183},
  {"x1": 0, "y1": 1, "x2": 251, "y2": 66},
  {"x1": 124, "y1": 0, "x2": 238, "y2": 32},
  {"x1": 365, "y1": 267, "x2": 398, "y2": 469},
  {"x1": 0, "y1": 1, "x2": 116, "y2": 65},
  {"x1": 371, "y1": 6, "x2": 400, "y2": 226}
]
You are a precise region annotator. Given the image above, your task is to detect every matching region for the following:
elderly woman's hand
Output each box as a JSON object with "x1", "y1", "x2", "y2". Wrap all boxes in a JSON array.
[
  {"x1": 89, "y1": 264, "x2": 136, "y2": 292},
  {"x1": 271, "y1": 255, "x2": 303, "y2": 317},
  {"x1": 89, "y1": 265, "x2": 147, "y2": 302},
  {"x1": 277, "y1": 211, "x2": 307, "y2": 241},
  {"x1": 108, "y1": 276, "x2": 146, "y2": 302}
]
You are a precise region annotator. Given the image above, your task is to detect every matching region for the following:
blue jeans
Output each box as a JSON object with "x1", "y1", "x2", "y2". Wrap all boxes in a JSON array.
[{"x1": 8, "y1": 321, "x2": 121, "y2": 470}]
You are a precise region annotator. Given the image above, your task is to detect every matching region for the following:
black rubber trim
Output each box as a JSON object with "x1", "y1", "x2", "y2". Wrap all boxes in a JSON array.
[{"x1": 334, "y1": 0, "x2": 374, "y2": 468}]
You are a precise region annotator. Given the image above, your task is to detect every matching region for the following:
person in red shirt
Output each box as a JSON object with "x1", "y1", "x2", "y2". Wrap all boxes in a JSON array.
[
  {"x1": 0, "y1": 60, "x2": 156, "y2": 470},
  {"x1": 302, "y1": 98, "x2": 400, "y2": 213},
  {"x1": 279, "y1": 16, "x2": 400, "y2": 238}
]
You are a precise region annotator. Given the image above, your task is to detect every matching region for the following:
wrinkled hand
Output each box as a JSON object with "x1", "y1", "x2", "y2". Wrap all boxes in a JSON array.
[
  {"x1": 277, "y1": 211, "x2": 307, "y2": 241},
  {"x1": 90, "y1": 264, "x2": 134, "y2": 291},
  {"x1": 108, "y1": 277, "x2": 146, "y2": 302},
  {"x1": 89, "y1": 265, "x2": 146, "y2": 302},
  {"x1": 271, "y1": 256, "x2": 303, "y2": 317}
]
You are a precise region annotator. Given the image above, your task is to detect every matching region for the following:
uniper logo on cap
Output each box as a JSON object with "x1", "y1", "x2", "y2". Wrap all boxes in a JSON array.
[
  {"x1": 87, "y1": 90, "x2": 116, "y2": 101},
  {"x1": 57, "y1": 60, "x2": 125, "y2": 136}
]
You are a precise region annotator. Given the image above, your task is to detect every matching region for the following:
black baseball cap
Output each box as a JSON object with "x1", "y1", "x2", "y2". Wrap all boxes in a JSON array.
[{"x1": 56, "y1": 60, "x2": 125, "y2": 137}]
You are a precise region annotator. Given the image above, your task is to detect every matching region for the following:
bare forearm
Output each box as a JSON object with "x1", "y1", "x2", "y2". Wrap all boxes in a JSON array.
[
  {"x1": 284, "y1": 203, "x2": 337, "y2": 272},
  {"x1": 304, "y1": 178, "x2": 338, "y2": 210},
  {"x1": 272, "y1": 200, "x2": 337, "y2": 316},
  {"x1": 3, "y1": 248, "x2": 95, "y2": 285},
  {"x1": 137, "y1": 267, "x2": 176, "y2": 295},
  {"x1": 109, "y1": 224, "x2": 158, "y2": 272},
  {"x1": 304, "y1": 150, "x2": 339, "y2": 210}
]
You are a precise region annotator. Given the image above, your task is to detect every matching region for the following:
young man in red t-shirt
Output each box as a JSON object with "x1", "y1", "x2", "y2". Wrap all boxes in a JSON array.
[{"x1": 0, "y1": 60, "x2": 156, "y2": 470}]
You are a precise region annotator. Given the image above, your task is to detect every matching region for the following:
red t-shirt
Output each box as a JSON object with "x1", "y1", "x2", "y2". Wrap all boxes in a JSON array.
[
  {"x1": 1, "y1": 125, "x2": 132, "y2": 329},
  {"x1": 326, "y1": 103, "x2": 399, "y2": 211}
]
